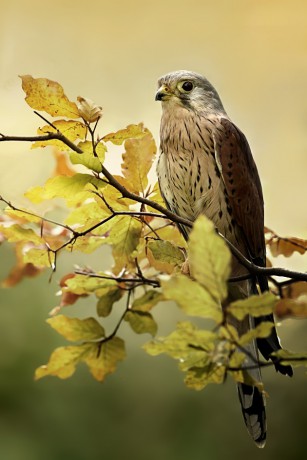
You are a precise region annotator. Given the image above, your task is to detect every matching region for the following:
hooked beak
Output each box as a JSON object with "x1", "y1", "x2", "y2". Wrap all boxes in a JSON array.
[{"x1": 155, "y1": 84, "x2": 171, "y2": 101}]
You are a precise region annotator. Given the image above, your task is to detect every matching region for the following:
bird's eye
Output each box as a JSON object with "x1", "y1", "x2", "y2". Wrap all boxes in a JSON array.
[{"x1": 180, "y1": 81, "x2": 194, "y2": 92}]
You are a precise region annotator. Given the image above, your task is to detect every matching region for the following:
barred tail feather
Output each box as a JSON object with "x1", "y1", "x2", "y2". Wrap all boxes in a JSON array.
[{"x1": 237, "y1": 383, "x2": 266, "y2": 448}]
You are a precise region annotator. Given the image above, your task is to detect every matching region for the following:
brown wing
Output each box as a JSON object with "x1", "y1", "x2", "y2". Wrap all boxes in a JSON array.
[{"x1": 214, "y1": 117, "x2": 265, "y2": 262}]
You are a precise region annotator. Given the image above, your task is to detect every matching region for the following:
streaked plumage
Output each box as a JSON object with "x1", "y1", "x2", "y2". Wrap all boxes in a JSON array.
[{"x1": 155, "y1": 70, "x2": 292, "y2": 447}]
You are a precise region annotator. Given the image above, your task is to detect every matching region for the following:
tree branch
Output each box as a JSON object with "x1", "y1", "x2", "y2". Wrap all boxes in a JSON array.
[{"x1": 1, "y1": 127, "x2": 306, "y2": 284}]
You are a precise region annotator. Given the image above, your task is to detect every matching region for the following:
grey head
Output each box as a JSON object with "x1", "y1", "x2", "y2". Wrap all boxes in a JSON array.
[{"x1": 155, "y1": 70, "x2": 226, "y2": 115}]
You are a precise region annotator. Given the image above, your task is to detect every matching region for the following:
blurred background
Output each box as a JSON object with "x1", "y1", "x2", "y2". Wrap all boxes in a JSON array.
[{"x1": 1, "y1": 0, "x2": 307, "y2": 458}]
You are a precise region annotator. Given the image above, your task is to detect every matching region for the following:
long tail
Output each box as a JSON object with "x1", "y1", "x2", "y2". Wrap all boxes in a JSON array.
[{"x1": 228, "y1": 282, "x2": 267, "y2": 447}]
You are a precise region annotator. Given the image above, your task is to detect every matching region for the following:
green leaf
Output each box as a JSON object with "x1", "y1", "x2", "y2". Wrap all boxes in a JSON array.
[
  {"x1": 161, "y1": 274, "x2": 223, "y2": 323},
  {"x1": 237, "y1": 321, "x2": 274, "y2": 346},
  {"x1": 144, "y1": 321, "x2": 217, "y2": 360},
  {"x1": 148, "y1": 240, "x2": 185, "y2": 272},
  {"x1": 131, "y1": 290, "x2": 164, "y2": 312},
  {"x1": 227, "y1": 291, "x2": 276, "y2": 320},
  {"x1": 69, "y1": 141, "x2": 107, "y2": 173},
  {"x1": 272, "y1": 349, "x2": 307, "y2": 368},
  {"x1": 188, "y1": 215, "x2": 231, "y2": 302},
  {"x1": 46, "y1": 315, "x2": 105, "y2": 342},
  {"x1": 102, "y1": 123, "x2": 147, "y2": 145},
  {"x1": 83, "y1": 337, "x2": 126, "y2": 382},
  {"x1": 124, "y1": 310, "x2": 158, "y2": 336},
  {"x1": 96, "y1": 286, "x2": 122, "y2": 317},
  {"x1": 184, "y1": 363, "x2": 226, "y2": 391}
]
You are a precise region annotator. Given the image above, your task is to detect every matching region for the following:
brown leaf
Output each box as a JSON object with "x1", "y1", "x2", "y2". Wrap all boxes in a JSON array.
[
  {"x1": 265, "y1": 227, "x2": 307, "y2": 257},
  {"x1": 53, "y1": 150, "x2": 76, "y2": 177},
  {"x1": 275, "y1": 297, "x2": 307, "y2": 319}
]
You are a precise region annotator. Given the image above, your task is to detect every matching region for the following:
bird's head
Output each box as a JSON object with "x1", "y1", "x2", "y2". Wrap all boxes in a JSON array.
[{"x1": 155, "y1": 70, "x2": 225, "y2": 115}]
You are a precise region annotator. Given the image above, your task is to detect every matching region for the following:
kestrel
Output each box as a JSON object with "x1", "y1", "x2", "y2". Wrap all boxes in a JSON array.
[{"x1": 155, "y1": 70, "x2": 292, "y2": 447}]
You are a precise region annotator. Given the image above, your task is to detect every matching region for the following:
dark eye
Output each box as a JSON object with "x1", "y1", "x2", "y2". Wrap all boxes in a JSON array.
[{"x1": 182, "y1": 81, "x2": 194, "y2": 92}]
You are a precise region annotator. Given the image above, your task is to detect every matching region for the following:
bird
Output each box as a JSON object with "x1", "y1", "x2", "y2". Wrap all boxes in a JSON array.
[{"x1": 155, "y1": 70, "x2": 293, "y2": 447}]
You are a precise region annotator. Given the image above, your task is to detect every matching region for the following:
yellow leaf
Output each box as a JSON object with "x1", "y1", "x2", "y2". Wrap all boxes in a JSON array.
[
  {"x1": 188, "y1": 215, "x2": 231, "y2": 303},
  {"x1": 121, "y1": 130, "x2": 156, "y2": 194},
  {"x1": 65, "y1": 201, "x2": 109, "y2": 230},
  {"x1": 184, "y1": 363, "x2": 226, "y2": 391},
  {"x1": 25, "y1": 173, "x2": 103, "y2": 206},
  {"x1": 83, "y1": 337, "x2": 126, "y2": 382},
  {"x1": 102, "y1": 123, "x2": 147, "y2": 145},
  {"x1": 20, "y1": 75, "x2": 79, "y2": 118},
  {"x1": 5, "y1": 208, "x2": 42, "y2": 224},
  {"x1": 227, "y1": 291, "x2": 276, "y2": 320},
  {"x1": 65, "y1": 274, "x2": 117, "y2": 295},
  {"x1": 0, "y1": 224, "x2": 43, "y2": 245},
  {"x1": 237, "y1": 321, "x2": 274, "y2": 346},
  {"x1": 35, "y1": 344, "x2": 90, "y2": 380},
  {"x1": 23, "y1": 248, "x2": 55, "y2": 268},
  {"x1": 69, "y1": 141, "x2": 107, "y2": 173},
  {"x1": 131, "y1": 290, "x2": 164, "y2": 312},
  {"x1": 144, "y1": 321, "x2": 216, "y2": 360},
  {"x1": 161, "y1": 274, "x2": 223, "y2": 323},
  {"x1": 46, "y1": 315, "x2": 105, "y2": 342},
  {"x1": 273, "y1": 349, "x2": 307, "y2": 368},
  {"x1": 32, "y1": 120, "x2": 87, "y2": 150},
  {"x1": 108, "y1": 216, "x2": 143, "y2": 274},
  {"x1": 124, "y1": 311, "x2": 157, "y2": 336}
]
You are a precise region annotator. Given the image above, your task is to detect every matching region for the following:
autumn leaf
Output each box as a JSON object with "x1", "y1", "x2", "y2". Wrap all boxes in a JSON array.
[
  {"x1": 20, "y1": 75, "x2": 79, "y2": 118},
  {"x1": 265, "y1": 227, "x2": 307, "y2": 257},
  {"x1": 272, "y1": 349, "x2": 307, "y2": 368},
  {"x1": 96, "y1": 285, "x2": 123, "y2": 317},
  {"x1": 69, "y1": 141, "x2": 107, "y2": 173},
  {"x1": 1, "y1": 242, "x2": 43, "y2": 287},
  {"x1": 102, "y1": 123, "x2": 147, "y2": 145},
  {"x1": 184, "y1": 363, "x2": 226, "y2": 391},
  {"x1": 275, "y1": 297, "x2": 307, "y2": 319},
  {"x1": 25, "y1": 173, "x2": 103, "y2": 206},
  {"x1": 124, "y1": 311, "x2": 158, "y2": 336},
  {"x1": 23, "y1": 248, "x2": 55, "y2": 268},
  {"x1": 147, "y1": 240, "x2": 185, "y2": 274},
  {"x1": 131, "y1": 290, "x2": 164, "y2": 312},
  {"x1": 35, "y1": 337, "x2": 126, "y2": 382},
  {"x1": 76, "y1": 96, "x2": 103, "y2": 123},
  {"x1": 53, "y1": 150, "x2": 76, "y2": 177},
  {"x1": 161, "y1": 274, "x2": 223, "y2": 323},
  {"x1": 83, "y1": 337, "x2": 126, "y2": 382},
  {"x1": 188, "y1": 215, "x2": 231, "y2": 303},
  {"x1": 237, "y1": 321, "x2": 274, "y2": 346},
  {"x1": 0, "y1": 224, "x2": 43, "y2": 245},
  {"x1": 108, "y1": 216, "x2": 143, "y2": 274},
  {"x1": 227, "y1": 291, "x2": 276, "y2": 320},
  {"x1": 35, "y1": 344, "x2": 90, "y2": 380},
  {"x1": 121, "y1": 130, "x2": 156, "y2": 194},
  {"x1": 32, "y1": 120, "x2": 87, "y2": 150},
  {"x1": 46, "y1": 315, "x2": 105, "y2": 342}
]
